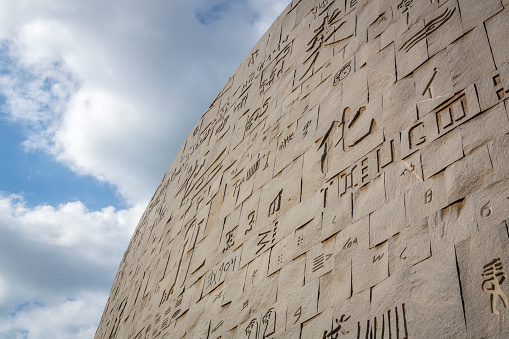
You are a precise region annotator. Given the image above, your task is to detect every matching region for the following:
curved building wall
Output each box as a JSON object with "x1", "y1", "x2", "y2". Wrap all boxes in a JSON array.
[{"x1": 95, "y1": 0, "x2": 509, "y2": 338}]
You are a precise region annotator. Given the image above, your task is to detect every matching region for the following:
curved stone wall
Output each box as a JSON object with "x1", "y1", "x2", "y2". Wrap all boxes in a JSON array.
[{"x1": 95, "y1": 0, "x2": 509, "y2": 338}]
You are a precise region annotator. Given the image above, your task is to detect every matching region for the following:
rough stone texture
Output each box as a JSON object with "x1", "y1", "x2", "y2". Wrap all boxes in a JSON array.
[{"x1": 95, "y1": 1, "x2": 509, "y2": 338}]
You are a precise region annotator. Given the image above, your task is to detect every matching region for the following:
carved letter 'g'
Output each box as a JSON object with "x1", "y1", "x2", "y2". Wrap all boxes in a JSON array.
[{"x1": 408, "y1": 122, "x2": 426, "y2": 149}]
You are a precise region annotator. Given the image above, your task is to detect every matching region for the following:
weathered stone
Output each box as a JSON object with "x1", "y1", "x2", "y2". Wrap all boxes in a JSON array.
[
  {"x1": 472, "y1": 179, "x2": 509, "y2": 232},
  {"x1": 370, "y1": 193, "x2": 406, "y2": 247},
  {"x1": 244, "y1": 270, "x2": 279, "y2": 316},
  {"x1": 447, "y1": 26, "x2": 496, "y2": 92},
  {"x1": 489, "y1": 133, "x2": 509, "y2": 179},
  {"x1": 368, "y1": 9, "x2": 392, "y2": 41},
  {"x1": 382, "y1": 76, "x2": 418, "y2": 138},
  {"x1": 277, "y1": 255, "x2": 305, "y2": 302},
  {"x1": 366, "y1": 42, "x2": 396, "y2": 99},
  {"x1": 237, "y1": 302, "x2": 285, "y2": 339},
  {"x1": 300, "y1": 308, "x2": 334, "y2": 339},
  {"x1": 384, "y1": 149, "x2": 424, "y2": 201},
  {"x1": 405, "y1": 171, "x2": 448, "y2": 225},
  {"x1": 293, "y1": 216, "x2": 322, "y2": 259},
  {"x1": 400, "y1": 84, "x2": 481, "y2": 159},
  {"x1": 351, "y1": 241, "x2": 388, "y2": 295},
  {"x1": 460, "y1": 102, "x2": 509, "y2": 155},
  {"x1": 425, "y1": 0, "x2": 463, "y2": 58},
  {"x1": 476, "y1": 67, "x2": 509, "y2": 112},
  {"x1": 305, "y1": 236, "x2": 336, "y2": 283},
  {"x1": 286, "y1": 278, "x2": 319, "y2": 331},
  {"x1": 456, "y1": 221, "x2": 509, "y2": 338},
  {"x1": 414, "y1": 49, "x2": 454, "y2": 116},
  {"x1": 301, "y1": 141, "x2": 328, "y2": 201},
  {"x1": 236, "y1": 189, "x2": 261, "y2": 248},
  {"x1": 458, "y1": 0, "x2": 503, "y2": 32},
  {"x1": 318, "y1": 257, "x2": 351, "y2": 313},
  {"x1": 267, "y1": 233, "x2": 293, "y2": 276},
  {"x1": 97, "y1": 1, "x2": 509, "y2": 337},
  {"x1": 335, "y1": 215, "x2": 370, "y2": 262},
  {"x1": 428, "y1": 196, "x2": 478, "y2": 255},
  {"x1": 352, "y1": 172, "x2": 386, "y2": 221},
  {"x1": 221, "y1": 263, "x2": 246, "y2": 306},
  {"x1": 395, "y1": 20, "x2": 428, "y2": 79},
  {"x1": 421, "y1": 127, "x2": 464, "y2": 179},
  {"x1": 256, "y1": 155, "x2": 302, "y2": 229},
  {"x1": 321, "y1": 186, "x2": 352, "y2": 241},
  {"x1": 445, "y1": 145, "x2": 494, "y2": 203},
  {"x1": 323, "y1": 290, "x2": 370, "y2": 339},
  {"x1": 485, "y1": 9, "x2": 509, "y2": 69},
  {"x1": 380, "y1": 15, "x2": 407, "y2": 50},
  {"x1": 389, "y1": 221, "x2": 431, "y2": 275},
  {"x1": 280, "y1": 188, "x2": 322, "y2": 239},
  {"x1": 372, "y1": 246, "x2": 467, "y2": 338},
  {"x1": 355, "y1": 38, "x2": 380, "y2": 70}
]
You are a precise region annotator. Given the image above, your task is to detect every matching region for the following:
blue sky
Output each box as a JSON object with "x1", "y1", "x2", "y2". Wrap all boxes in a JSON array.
[
  {"x1": 0, "y1": 115, "x2": 123, "y2": 210},
  {"x1": 0, "y1": 0, "x2": 291, "y2": 337}
]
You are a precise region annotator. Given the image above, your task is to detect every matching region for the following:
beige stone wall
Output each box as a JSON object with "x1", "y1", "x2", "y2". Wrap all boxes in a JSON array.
[{"x1": 95, "y1": 0, "x2": 509, "y2": 338}]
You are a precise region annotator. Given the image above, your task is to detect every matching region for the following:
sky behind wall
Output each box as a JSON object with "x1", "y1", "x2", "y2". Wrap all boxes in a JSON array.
[{"x1": 0, "y1": 0, "x2": 291, "y2": 337}]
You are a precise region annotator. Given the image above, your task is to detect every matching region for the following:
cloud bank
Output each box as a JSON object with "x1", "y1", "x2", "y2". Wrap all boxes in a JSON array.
[{"x1": 0, "y1": 0, "x2": 291, "y2": 337}]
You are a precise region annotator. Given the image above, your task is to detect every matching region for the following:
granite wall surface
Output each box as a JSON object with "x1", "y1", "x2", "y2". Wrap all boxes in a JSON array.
[{"x1": 95, "y1": 0, "x2": 509, "y2": 338}]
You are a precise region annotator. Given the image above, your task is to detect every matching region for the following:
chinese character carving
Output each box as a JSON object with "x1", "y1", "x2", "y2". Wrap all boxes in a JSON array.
[
  {"x1": 482, "y1": 258, "x2": 508, "y2": 315},
  {"x1": 323, "y1": 314, "x2": 351, "y2": 338},
  {"x1": 301, "y1": 8, "x2": 352, "y2": 80},
  {"x1": 342, "y1": 106, "x2": 375, "y2": 149}
]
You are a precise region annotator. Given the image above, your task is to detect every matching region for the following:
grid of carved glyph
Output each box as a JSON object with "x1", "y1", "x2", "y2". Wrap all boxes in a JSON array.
[{"x1": 95, "y1": 0, "x2": 509, "y2": 338}]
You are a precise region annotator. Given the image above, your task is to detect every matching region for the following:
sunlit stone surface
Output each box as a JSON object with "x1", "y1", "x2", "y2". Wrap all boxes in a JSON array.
[{"x1": 95, "y1": 1, "x2": 509, "y2": 338}]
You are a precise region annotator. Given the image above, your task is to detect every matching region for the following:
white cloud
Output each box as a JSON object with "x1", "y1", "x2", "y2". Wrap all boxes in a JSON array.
[
  {"x1": 0, "y1": 0, "x2": 292, "y2": 337},
  {"x1": 3, "y1": 292, "x2": 108, "y2": 339},
  {"x1": 0, "y1": 276, "x2": 6, "y2": 305},
  {"x1": 0, "y1": 193, "x2": 143, "y2": 266},
  {"x1": 0, "y1": 193, "x2": 144, "y2": 337},
  {"x1": 0, "y1": 0, "x2": 292, "y2": 203}
]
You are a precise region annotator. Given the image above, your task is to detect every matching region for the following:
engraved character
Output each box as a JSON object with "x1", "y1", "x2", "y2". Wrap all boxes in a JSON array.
[
  {"x1": 301, "y1": 8, "x2": 351, "y2": 80},
  {"x1": 482, "y1": 258, "x2": 509, "y2": 315},
  {"x1": 323, "y1": 314, "x2": 351, "y2": 338}
]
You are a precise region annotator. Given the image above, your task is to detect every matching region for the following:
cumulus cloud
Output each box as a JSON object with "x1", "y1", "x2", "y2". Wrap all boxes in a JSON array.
[
  {"x1": 0, "y1": 193, "x2": 143, "y2": 263},
  {"x1": 0, "y1": 193, "x2": 144, "y2": 337},
  {"x1": 1, "y1": 292, "x2": 108, "y2": 339},
  {"x1": 0, "y1": 0, "x2": 292, "y2": 204},
  {"x1": 0, "y1": 0, "x2": 292, "y2": 337}
]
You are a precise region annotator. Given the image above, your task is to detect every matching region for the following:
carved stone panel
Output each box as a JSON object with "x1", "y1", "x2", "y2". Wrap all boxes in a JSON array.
[{"x1": 95, "y1": 2, "x2": 509, "y2": 338}]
